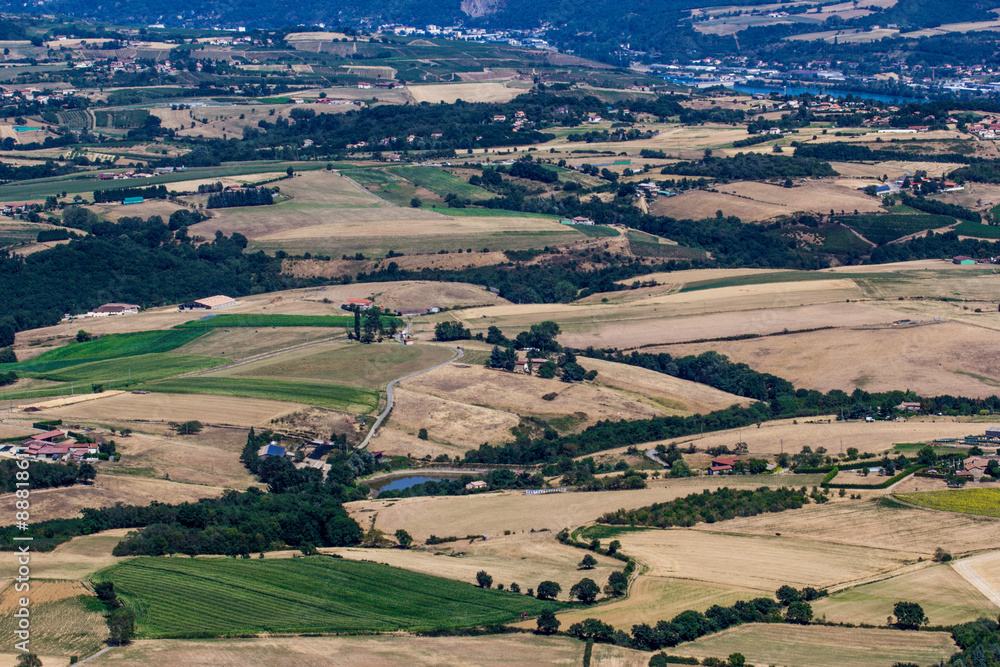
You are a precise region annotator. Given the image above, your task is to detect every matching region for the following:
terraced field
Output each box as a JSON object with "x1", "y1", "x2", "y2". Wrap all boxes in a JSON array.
[{"x1": 96, "y1": 556, "x2": 561, "y2": 637}]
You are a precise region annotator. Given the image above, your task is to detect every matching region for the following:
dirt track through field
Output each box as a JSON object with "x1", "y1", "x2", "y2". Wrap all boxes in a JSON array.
[{"x1": 953, "y1": 552, "x2": 1000, "y2": 607}]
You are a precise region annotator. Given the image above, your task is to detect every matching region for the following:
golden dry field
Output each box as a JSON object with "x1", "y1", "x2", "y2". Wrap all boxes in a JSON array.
[
  {"x1": 331, "y1": 533, "x2": 622, "y2": 601},
  {"x1": 0, "y1": 580, "x2": 107, "y2": 663},
  {"x1": 678, "y1": 623, "x2": 956, "y2": 667},
  {"x1": 4, "y1": 529, "x2": 131, "y2": 581},
  {"x1": 661, "y1": 320, "x2": 1000, "y2": 397},
  {"x1": 346, "y1": 475, "x2": 822, "y2": 540},
  {"x1": 84, "y1": 634, "x2": 650, "y2": 667},
  {"x1": 407, "y1": 82, "x2": 525, "y2": 104}
]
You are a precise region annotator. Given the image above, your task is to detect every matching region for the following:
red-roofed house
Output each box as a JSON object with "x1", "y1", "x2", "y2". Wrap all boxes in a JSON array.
[
  {"x1": 345, "y1": 298, "x2": 373, "y2": 310},
  {"x1": 709, "y1": 456, "x2": 741, "y2": 475}
]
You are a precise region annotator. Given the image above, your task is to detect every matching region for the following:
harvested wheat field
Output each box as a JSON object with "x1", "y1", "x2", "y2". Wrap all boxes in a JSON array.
[
  {"x1": 0, "y1": 423, "x2": 34, "y2": 439},
  {"x1": 36, "y1": 392, "x2": 303, "y2": 427},
  {"x1": 954, "y1": 551, "x2": 1000, "y2": 608},
  {"x1": 642, "y1": 415, "x2": 987, "y2": 458},
  {"x1": 96, "y1": 427, "x2": 258, "y2": 489},
  {"x1": 375, "y1": 387, "x2": 520, "y2": 451},
  {"x1": 549, "y1": 576, "x2": 758, "y2": 631},
  {"x1": 453, "y1": 278, "x2": 865, "y2": 341},
  {"x1": 0, "y1": 580, "x2": 107, "y2": 663},
  {"x1": 332, "y1": 533, "x2": 621, "y2": 601},
  {"x1": 86, "y1": 634, "x2": 649, "y2": 667},
  {"x1": 813, "y1": 561, "x2": 998, "y2": 626},
  {"x1": 400, "y1": 363, "x2": 667, "y2": 426},
  {"x1": 679, "y1": 623, "x2": 956, "y2": 667},
  {"x1": 576, "y1": 357, "x2": 751, "y2": 414},
  {"x1": 347, "y1": 476, "x2": 823, "y2": 540},
  {"x1": 407, "y1": 82, "x2": 524, "y2": 104},
  {"x1": 8, "y1": 529, "x2": 131, "y2": 581},
  {"x1": 85, "y1": 199, "x2": 185, "y2": 222},
  {"x1": 558, "y1": 302, "x2": 900, "y2": 349},
  {"x1": 612, "y1": 267, "x2": 789, "y2": 287},
  {"x1": 690, "y1": 497, "x2": 1000, "y2": 555},
  {"x1": 653, "y1": 180, "x2": 882, "y2": 222},
  {"x1": 618, "y1": 528, "x2": 916, "y2": 592},
  {"x1": 4, "y1": 475, "x2": 231, "y2": 523},
  {"x1": 661, "y1": 320, "x2": 1000, "y2": 397}
]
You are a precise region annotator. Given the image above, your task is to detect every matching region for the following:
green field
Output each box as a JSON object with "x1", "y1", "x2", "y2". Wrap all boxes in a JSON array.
[
  {"x1": 836, "y1": 214, "x2": 955, "y2": 245},
  {"x1": 895, "y1": 488, "x2": 1000, "y2": 517},
  {"x1": 390, "y1": 166, "x2": 493, "y2": 201},
  {"x1": 143, "y1": 376, "x2": 379, "y2": 412},
  {"x1": 176, "y1": 314, "x2": 366, "y2": 329},
  {"x1": 572, "y1": 225, "x2": 619, "y2": 238},
  {"x1": 0, "y1": 161, "x2": 328, "y2": 201},
  {"x1": 773, "y1": 225, "x2": 873, "y2": 253},
  {"x1": 95, "y1": 556, "x2": 561, "y2": 638},
  {"x1": 954, "y1": 221, "x2": 1000, "y2": 239},
  {"x1": 2, "y1": 330, "x2": 207, "y2": 375},
  {"x1": 32, "y1": 353, "x2": 226, "y2": 385}
]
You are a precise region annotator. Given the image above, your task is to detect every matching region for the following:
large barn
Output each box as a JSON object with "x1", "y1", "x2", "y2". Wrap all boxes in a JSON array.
[{"x1": 178, "y1": 295, "x2": 237, "y2": 311}]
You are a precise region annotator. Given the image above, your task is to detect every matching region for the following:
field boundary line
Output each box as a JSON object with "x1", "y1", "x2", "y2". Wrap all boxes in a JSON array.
[
  {"x1": 953, "y1": 552, "x2": 1000, "y2": 607},
  {"x1": 72, "y1": 646, "x2": 114, "y2": 665},
  {"x1": 172, "y1": 334, "x2": 345, "y2": 379},
  {"x1": 358, "y1": 345, "x2": 463, "y2": 450}
]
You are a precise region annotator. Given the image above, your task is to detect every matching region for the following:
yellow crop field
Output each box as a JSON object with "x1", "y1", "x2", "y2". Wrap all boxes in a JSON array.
[{"x1": 896, "y1": 488, "x2": 1000, "y2": 518}]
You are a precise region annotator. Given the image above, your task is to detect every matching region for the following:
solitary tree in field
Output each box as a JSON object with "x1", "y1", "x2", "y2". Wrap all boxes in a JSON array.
[
  {"x1": 536, "y1": 609, "x2": 560, "y2": 635},
  {"x1": 578, "y1": 554, "x2": 598, "y2": 570},
  {"x1": 892, "y1": 601, "x2": 927, "y2": 630},
  {"x1": 785, "y1": 601, "x2": 813, "y2": 624},
  {"x1": 476, "y1": 570, "x2": 493, "y2": 588},
  {"x1": 175, "y1": 421, "x2": 203, "y2": 435},
  {"x1": 606, "y1": 570, "x2": 628, "y2": 597},
  {"x1": 536, "y1": 580, "x2": 561, "y2": 600},
  {"x1": 108, "y1": 607, "x2": 136, "y2": 645},
  {"x1": 570, "y1": 578, "x2": 600, "y2": 604},
  {"x1": 395, "y1": 529, "x2": 413, "y2": 549},
  {"x1": 15, "y1": 653, "x2": 42, "y2": 667}
]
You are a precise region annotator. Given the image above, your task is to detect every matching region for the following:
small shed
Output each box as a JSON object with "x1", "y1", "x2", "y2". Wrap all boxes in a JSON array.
[{"x1": 953, "y1": 256, "x2": 976, "y2": 265}]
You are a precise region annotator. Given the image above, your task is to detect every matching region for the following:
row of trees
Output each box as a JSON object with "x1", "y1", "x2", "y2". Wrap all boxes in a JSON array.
[
  {"x1": 92, "y1": 184, "x2": 168, "y2": 203},
  {"x1": 663, "y1": 152, "x2": 836, "y2": 181},
  {"x1": 599, "y1": 486, "x2": 811, "y2": 528},
  {"x1": 206, "y1": 187, "x2": 275, "y2": 209}
]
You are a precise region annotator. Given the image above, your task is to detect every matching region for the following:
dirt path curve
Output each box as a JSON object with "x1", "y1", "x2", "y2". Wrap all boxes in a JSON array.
[
  {"x1": 359, "y1": 345, "x2": 463, "y2": 450},
  {"x1": 953, "y1": 552, "x2": 1000, "y2": 607},
  {"x1": 173, "y1": 334, "x2": 345, "y2": 379}
]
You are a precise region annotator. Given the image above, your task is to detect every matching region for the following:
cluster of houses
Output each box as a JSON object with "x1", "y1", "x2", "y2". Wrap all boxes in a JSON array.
[
  {"x1": 357, "y1": 81, "x2": 399, "y2": 90},
  {"x1": 258, "y1": 438, "x2": 377, "y2": 476},
  {"x1": 63, "y1": 302, "x2": 140, "y2": 321},
  {"x1": 708, "y1": 456, "x2": 777, "y2": 475},
  {"x1": 1, "y1": 203, "x2": 36, "y2": 217},
  {"x1": 2, "y1": 429, "x2": 99, "y2": 462},
  {"x1": 969, "y1": 117, "x2": 1000, "y2": 140}
]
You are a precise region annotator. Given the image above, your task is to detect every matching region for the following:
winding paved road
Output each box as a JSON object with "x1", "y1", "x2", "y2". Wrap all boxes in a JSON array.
[{"x1": 359, "y1": 345, "x2": 463, "y2": 450}]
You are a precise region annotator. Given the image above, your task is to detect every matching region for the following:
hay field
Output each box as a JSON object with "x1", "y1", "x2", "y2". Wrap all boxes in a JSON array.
[
  {"x1": 829, "y1": 160, "x2": 962, "y2": 180},
  {"x1": 7, "y1": 529, "x2": 131, "y2": 580},
  {"x1": 172, "y1": 327, "x2": 340, "y2": 360},
  {"x1": 451, "y1": 279, "x2": 867, "y2": 348},
  {"x1": 694, "y1": 498, "x2": 1000, "y2": 556},
  {"x1": 644, "y1": 415, "x2": 986, "y2": 458},
  {"x1": 331, "y1": 534, "x2": 621, "y2": 601},
  {"x1": 679, "y1": 623, "x2": 956, "y2": 667},
  {"x1": 618, "y1": 529, "x2": 916, "y2": 591},
  {"x1": 661, "y1": 320, "x2": 1000, "y2": 397},
  {"x1": 407, "y1": 82, "x2": 523, "y2": 104},
  {"x1": 191, "y1": 169, "x2": 577, "y2": 256},
  {"x1": 550, "y1": 577, "x2": 757, "y2": 631},
  {"x1": 210, "y1": 341, "x2": 454, "y2": 390},
  {"x1": 558, "y1": 302, "x2": 898, "y2": 349},
  {"x1": 35, "y1": 392, "x2": 303, "y2": 427},
  {"x1": 85, "y1": 199, "x2": 185, "y2": 222},
  {"x1": 901, "y1": 19, "x2": 1000, "y2": 38},
  {"x1": 399, "y1": 363, "x2": 667, "y2": 426},
  {"x1": 612, "y1": 267, "x2": 787, "y2": 287},
  {"x1": 954, "y1": 552, "x2": 1000, "y2": 608},
  {"x1": 575, "y1": 357, "x2": 751, "y2": 414},
  {"x1": 374, "y1": 387, "x2": 520, "y2": 452},
  {"x1": 813, "y1": 562, "x2": 998, "y2": 625},
  {"x1": 346, "y1": 476, "x2": 822, "y2": 540},
  {"x1": 9, "y1": 475, "x2": 231, "y2": 523},
  {"x1": 84, "y1": 634, "x2": 648, "y2": 667},
  {"x1": 0, "y1": 580, "x2": 107, "y2": 662}
]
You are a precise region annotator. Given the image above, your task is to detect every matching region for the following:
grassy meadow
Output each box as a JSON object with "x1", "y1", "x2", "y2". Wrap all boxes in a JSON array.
[
  {"x1": 142, "y1": 377, "x2": 378, "y2": 412},
  {"x1": 96, "y1": 556, "x2": 562, "y2": 637}
]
